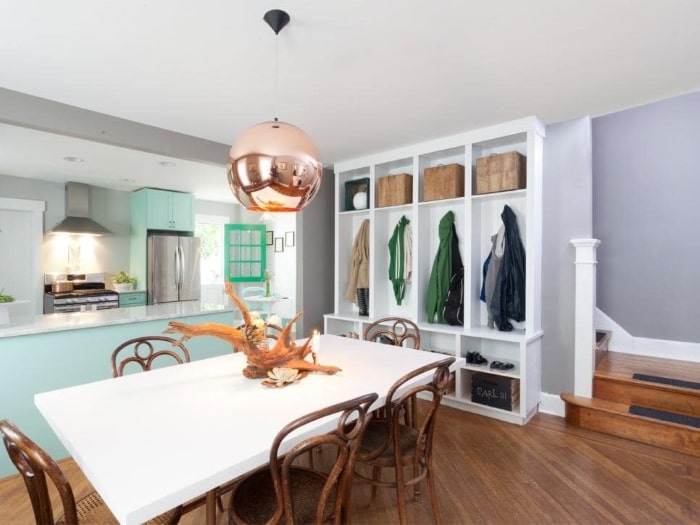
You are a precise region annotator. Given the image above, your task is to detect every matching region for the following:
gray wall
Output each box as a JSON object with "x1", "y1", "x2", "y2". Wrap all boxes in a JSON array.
[
  {"x1": 297, "y1": 168, "x2": 335, "y2": 335},
  {"x1": 541, "y1": 117, "x2": 593, "y2": 394},
  {"x1": 592, "y1": 91, "x2": 700, "y2": 343}
]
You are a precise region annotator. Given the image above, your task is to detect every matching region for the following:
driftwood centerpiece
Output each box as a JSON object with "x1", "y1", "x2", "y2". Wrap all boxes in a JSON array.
[{"x1": 164, "y1": 282, "x2": 341, "y2": 384}]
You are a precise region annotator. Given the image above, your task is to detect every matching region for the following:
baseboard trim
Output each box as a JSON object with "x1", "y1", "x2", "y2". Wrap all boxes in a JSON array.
[
  {"x1": 539, "y1": 392, "x2": 565, "y2": 417},
  {"x1": 595, "y1": 309, "x2": 700, "y2": 363}
]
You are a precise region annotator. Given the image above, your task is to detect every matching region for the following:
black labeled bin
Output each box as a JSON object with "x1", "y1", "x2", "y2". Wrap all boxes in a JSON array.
[{"x1": 471, "y1": 372, "x2": 519, "y2": 411}]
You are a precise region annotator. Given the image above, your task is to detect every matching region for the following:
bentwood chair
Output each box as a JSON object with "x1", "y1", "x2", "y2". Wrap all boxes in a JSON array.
[
  {"x1": 363, "y1": 317, "x2": 421, "y2": 349},
  {"x1": 241, "y1": 286, "x2": 266, "y2": 317},
  {"x1": 111, "y1": 336, "x2": 226, "y2": 515},
  {"x1": 353, "y1": 356, "x2": 455, "y2": 525},
  {"x1": 111, "y1": 335, "x2": 191, "y2": 377},
  {"x1": 364, "y1": 317, "x2": 422, "y2": 425},
  {"x1": 228, "y1": 392, "x2": 379, "y2": 525},
  {"x1": 0, "y1": 419, "x2": 182, "y2": 525}
]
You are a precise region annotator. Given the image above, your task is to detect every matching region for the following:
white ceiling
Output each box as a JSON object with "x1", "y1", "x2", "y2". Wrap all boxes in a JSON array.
[{"x1": 2, "y1": 0, "x2": 700, "y2": 204}]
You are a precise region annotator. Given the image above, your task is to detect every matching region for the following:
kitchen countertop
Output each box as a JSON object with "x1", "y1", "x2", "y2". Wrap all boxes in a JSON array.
[{"x1": 0, "y1": 301, "x2": 239, "y2": 338}]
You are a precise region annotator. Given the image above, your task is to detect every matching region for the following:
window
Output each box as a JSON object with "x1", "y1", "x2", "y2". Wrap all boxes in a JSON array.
[
  {"x1": 195, "y1": 214, "x2": 229, "y2": 304},
  {"x1": 224, "y1": 224, "x2": 266, "y2": 282}
]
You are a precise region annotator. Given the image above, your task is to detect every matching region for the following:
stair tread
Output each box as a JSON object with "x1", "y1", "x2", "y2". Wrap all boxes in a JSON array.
[
  {"x1": 595, "y1": 351, "x2": 700, "y2": 385},
  {"x1": 561, "y1": 393, "x2": 700, "y2": 430},
  {"x1": 561, "y1": 393, "x2": 628, "y2": 412}
]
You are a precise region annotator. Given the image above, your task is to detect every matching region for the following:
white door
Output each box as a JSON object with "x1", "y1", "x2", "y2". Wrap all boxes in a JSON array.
[{"x1": 0, "y1": 198, "x2": 45, "y2": 317}]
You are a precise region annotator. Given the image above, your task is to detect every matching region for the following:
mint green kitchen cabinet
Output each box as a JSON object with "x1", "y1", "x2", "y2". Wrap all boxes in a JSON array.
[
  {"x1": 118, "y1": 291, "x2": 147, "y2": 308},
  {"x1": 131, "y1": 188, "x2": 194, "y2": 231},
  {"x1": 130, "y1": 188, "x2": 195, "y2": 293}
]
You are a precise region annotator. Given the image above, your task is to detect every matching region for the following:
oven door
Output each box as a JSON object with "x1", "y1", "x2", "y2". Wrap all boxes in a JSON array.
[
  {"x1": 45, "y1": 293, "x2": 120, "y2": 313},
  {"x1": 53, "y1": 304, "x2": 84, "y2": 313}
]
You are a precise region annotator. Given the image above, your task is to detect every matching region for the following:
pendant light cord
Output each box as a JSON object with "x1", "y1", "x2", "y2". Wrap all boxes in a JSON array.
[{"x1": 273, "y1": 33, "x2": 279, "y2": 121}]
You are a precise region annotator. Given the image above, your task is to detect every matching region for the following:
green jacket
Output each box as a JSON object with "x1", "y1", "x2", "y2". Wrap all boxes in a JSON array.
[
  {"x1": 388, "y1": 215, "x2": 411, "y2": 305},
  {"x1": 426, "y1": 211, "x2": 455, "y2": 323}
]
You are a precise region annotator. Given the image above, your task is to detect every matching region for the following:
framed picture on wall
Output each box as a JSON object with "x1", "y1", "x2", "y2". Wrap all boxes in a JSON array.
[
  {"x1": 274, "y1": 237, "x2": 284, "y2": 252},
  {"x1": 266, "y1": 231, "x2": 274, "y2": 245},
  {"x1": 285, "y1": 231, "x2": 295, "y2": 247}
]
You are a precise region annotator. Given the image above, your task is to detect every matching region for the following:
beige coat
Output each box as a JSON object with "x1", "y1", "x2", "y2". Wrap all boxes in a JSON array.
[{"x1": 345, "y1": 219, "x2": 370, "y2": 303}]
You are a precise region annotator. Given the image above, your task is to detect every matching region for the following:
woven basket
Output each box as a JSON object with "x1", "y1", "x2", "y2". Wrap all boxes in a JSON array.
[
  {"x1": 378, "y1": 173, "x2": 412, "y2": 207},
  {"x1": 423, "y1": 164, "x2": 465, "y2": 201},
  {"x1": 474, "y1": 151, "x2": 526, "y2": 195}
]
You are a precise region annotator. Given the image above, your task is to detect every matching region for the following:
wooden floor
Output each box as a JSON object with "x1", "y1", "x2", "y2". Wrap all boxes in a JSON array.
[{"x1": 1, "y1": 405, "x2": 699, "y2": 524}]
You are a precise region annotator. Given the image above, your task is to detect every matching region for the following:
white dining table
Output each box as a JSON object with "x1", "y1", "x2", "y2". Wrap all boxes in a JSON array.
[{"x1": 34, "y1": 334, "x2": 449, "y2": 525}]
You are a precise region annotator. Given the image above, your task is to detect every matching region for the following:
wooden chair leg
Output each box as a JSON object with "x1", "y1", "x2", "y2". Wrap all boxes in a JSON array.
[
  {"x1": 427, "y1": 460, "x2": 442, "y2": 525},
  {"x1": 205, "y1": 489, "x2": 217, "y2": 524},
  {"x1": 395, "y1": 465, "x2": 408, "y2": 525},
  {"x1": 413, "y1": 462, "x2": 421, "y2": 502},
  {"x1": 370, "y1": 466, "x2": 381, "y2": 507}
]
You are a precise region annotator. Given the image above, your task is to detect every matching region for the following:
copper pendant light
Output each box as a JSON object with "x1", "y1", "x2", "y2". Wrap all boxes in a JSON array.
[{"x1": 227, "y1": 9, "x2": 322, "y2": 212}]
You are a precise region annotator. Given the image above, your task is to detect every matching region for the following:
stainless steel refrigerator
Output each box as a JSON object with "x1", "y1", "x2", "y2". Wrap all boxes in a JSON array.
[{"x1": 147, "y1": 234, "x2": 201, "y2": 304}]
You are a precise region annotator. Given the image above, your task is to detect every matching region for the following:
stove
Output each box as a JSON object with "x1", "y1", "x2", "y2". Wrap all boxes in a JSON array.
[{"x1": 44, "y1": 273, "x2": 120, "y2": 314}]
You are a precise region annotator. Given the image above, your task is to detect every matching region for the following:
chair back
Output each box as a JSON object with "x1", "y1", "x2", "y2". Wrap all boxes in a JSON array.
[
  {"x1": 270, "y1": 392, "x2": 378, "y2": 524},
  {"x1": 111, "y1": 335, "x2": 191, "y2": 377},
  {"x1": 364, "y1": 317, "x2": 421, "y2": 349},
  {"x1": 0, "y1": 419, "x2": 79, "y2": 525},
  {"x1": 241, "y1": 286, "x2": 266, "y2": 314},
  {"x1": 359, "y1": 356, "x2": 454, "y2": 463}
]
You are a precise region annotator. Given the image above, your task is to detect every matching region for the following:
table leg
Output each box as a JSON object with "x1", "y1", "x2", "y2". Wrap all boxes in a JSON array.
[{"x1": 206, "y1": 489, "x2": 217, "y2": 525}]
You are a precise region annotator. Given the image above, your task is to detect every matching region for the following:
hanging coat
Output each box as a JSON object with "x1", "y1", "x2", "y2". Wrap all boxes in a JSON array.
[
  {"x1": 484, "y1": 226, "x2": 505, "y2": 329},
  {"x1": 345, "y1": 219, "x2": 370, "y2": 303},
  {"x1": 490, "y1": 205, "x2": 526, "y2": 331},
  {"x1": 388, "y1": 215, "x2": 412, "y2": 305},
  {"x1": 426, "y1": 211, "x2": 455, "y2": 323},
  {"x1": 442, "y1": 222, "x2": 464, "y2": 326}
]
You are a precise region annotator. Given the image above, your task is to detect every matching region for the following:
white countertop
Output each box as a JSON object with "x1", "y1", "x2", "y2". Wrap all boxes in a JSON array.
[{"x1": 0, "y1": 301, "x2": 238, "y2": 338}]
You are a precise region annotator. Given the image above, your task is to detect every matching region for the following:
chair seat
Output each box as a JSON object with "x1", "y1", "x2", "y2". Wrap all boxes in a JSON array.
[
  {"x1": 230, "y1": 466, "x2": 335, "y2": 524},
  {"x1": 56, "y1": 490, "x2": 181, "y2": 525},
  {"x1": 358, "y1": 420, "x2": 418, "y2": 467}
]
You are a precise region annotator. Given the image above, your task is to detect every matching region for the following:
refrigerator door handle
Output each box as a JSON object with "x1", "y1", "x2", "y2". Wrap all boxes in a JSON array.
[
  {"x1": 175, "y1": 245, "x2": 181, "y2": 290},
  {"x1": 178, "y1": 244, "x2": 186, "y2": 289}
]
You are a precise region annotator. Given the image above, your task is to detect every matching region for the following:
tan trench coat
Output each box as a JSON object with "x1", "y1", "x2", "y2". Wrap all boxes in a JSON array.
[{"x1": 345, "y1": 219, "x2": 370, "y2": 303}]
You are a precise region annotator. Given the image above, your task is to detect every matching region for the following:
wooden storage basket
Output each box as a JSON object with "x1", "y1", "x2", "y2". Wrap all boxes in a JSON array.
[
  {"x1": 378, "y1": 173, "x2": 413, "y2": 207},
  {"x1": 474, "y1": 151, "x2": 526, "y2": 195},
  {"x1": 423, "y1": 163, "x2": 465, "y2": 201}
]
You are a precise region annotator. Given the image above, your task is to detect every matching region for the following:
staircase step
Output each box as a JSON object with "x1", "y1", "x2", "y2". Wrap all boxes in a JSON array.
[
  {"x1": 561, "y1": 394, "x2": 700, "y2": 457},
  {"x1": 594, "y1": 352, "x2": 700, "y2": 416}
]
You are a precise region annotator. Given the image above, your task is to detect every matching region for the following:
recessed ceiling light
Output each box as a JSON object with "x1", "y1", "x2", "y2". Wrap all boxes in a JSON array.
[
  {"x1": 158, "y1": 161, "x2": 176, "y2": 168},
  {"x1": 63, "y1": 156, "x2": 84, "y2": 163}
]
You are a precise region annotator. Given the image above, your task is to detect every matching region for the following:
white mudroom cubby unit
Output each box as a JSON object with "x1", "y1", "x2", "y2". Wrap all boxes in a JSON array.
[{"x1": 325, "y1": 116, "x2": 545, "y2": 425}]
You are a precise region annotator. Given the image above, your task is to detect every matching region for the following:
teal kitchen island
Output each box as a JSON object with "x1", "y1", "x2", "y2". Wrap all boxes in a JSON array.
[{"x1": 0, "y1": 301, "x2": 240, "y2": 478}]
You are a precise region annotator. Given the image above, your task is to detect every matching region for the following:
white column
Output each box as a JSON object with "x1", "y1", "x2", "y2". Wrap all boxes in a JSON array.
[{"x1": 570, "y1": 238, "x2": 601, "y2": 397}]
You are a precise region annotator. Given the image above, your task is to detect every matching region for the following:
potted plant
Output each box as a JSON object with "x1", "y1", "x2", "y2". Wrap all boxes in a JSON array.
[
  {"x1": 0, "y1": 288, "x2": 14, "y2": 304},
  {"x1": 112, "y1": 271, "x2": 137, "y2": 292},
  {"x1": 0, "y1": 288, "x2": 14, "y2": 325}
]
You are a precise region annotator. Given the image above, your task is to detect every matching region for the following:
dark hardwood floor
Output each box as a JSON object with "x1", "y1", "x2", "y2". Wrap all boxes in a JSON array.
[{"x1": 1, "y1": 405, "x2": 698, "y2": 524}]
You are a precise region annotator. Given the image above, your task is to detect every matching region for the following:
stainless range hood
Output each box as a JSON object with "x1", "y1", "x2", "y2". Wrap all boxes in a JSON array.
[{"x1": 47, "y1": 182, "x2": 113, "y2": 236}]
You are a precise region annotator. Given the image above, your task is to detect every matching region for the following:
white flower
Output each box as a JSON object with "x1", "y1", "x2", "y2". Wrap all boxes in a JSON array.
[{"x1": 266, "y1": 367, "x2": 300, "y2": 387}]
